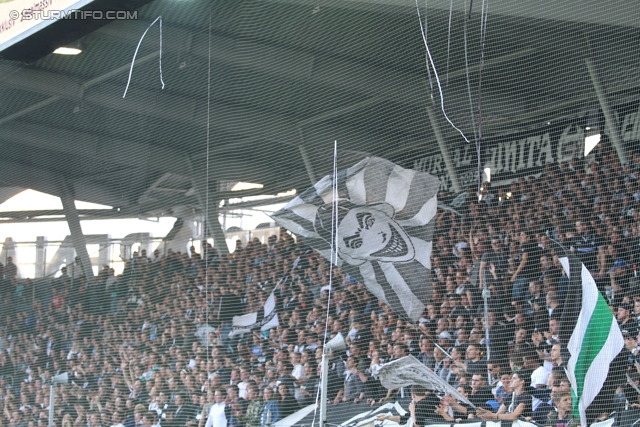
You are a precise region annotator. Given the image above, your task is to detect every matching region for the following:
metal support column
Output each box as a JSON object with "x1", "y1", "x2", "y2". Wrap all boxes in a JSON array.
[
  {"x1": 426, "y1": 103, "x2": 462, "y2": 193},
  {"x1": 0, "y1": 237, "x2": 17, "y2": 268},
  {"x1": 48, "y1": 384, "x2": 55, "y2": 427},
  {"x1": 98, "y1": 238, "x2": 111, "y2": 268},
  {"x1": 586, "y1": 57, "x2": 627, "y2": 166},
  {"x1": 59, "y1": 180, "x2": 94, "y2": 282},
  {"x1": 297, "y1": 128, "x2": 318, "y2": 186},
  {"x1": 208, "y1": 201, "x2": 229, "y2": 257},
  {"x1": 35, "y1": 236, "x2": 47, "y2": 278},
  {"x1": 187, "y1": 157, "x2": 230, "y2": 256},
  {"x1": 319, "y1": 351, "x2": 329, "y2": 427}
]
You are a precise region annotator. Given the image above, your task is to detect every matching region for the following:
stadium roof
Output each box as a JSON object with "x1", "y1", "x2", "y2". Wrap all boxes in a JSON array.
[{"x1": 0, "y1": 0, "x2": 638, "y2": 221}]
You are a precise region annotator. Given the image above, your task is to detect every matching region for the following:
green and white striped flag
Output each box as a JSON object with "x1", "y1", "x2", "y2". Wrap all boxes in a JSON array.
[{"x1": 558, "y1": 252, "x2": 624, "y2": 427}]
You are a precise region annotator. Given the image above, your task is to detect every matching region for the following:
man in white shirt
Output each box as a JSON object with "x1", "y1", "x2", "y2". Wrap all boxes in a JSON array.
[
  {"x1": 290, "y1": 352, "x2": 305, "y2": 402},
  {"x1": 237, "y1": 367, "x2": 251, "y2": 399},
  {"x1": 290, "y1": 352, "x2": 304, "y2": 380},
  {"x1": 524, "y1": 350, "x2": 548, "y2": 412},
  {"x1": 205, "y1": 389, "x2": 228, "y2": 427},
  {"x1": 110, "y1": 411, "x2": 126, "y2": 427}
]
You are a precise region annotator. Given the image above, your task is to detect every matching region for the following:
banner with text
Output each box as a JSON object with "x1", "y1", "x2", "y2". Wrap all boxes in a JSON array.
[{"x1": 407, "y1": 99, "x2": 640, "y2": 192}]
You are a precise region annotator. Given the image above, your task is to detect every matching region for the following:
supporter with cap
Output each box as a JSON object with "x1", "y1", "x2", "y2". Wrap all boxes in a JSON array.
[{"x1": 437, "y1": 331, "x2": 453, "y2": 351}]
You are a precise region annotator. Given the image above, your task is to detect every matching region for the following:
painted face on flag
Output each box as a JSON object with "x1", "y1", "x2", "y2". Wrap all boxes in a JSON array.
[
  {"x1": 336, "y1": 203, "x2": 415, "y2": 265},
  {"x1": 273, "y1": 156, "x2": 440, "y2": 321}
]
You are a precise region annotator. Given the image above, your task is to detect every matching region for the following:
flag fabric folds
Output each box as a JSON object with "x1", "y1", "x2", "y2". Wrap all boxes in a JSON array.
[
  {"x1": 271, "y1": 157, "x2": 440, "y2": 321},
  {"x1": 230, "y1": 290, "x2": 279, "y2": 337},
  {"x1": 230, "y1": 255, "x2": 307, "y2": 338},
  {"x1": 378, "y1": 356, "x2": 474, "y2": 407},
  {"x1": 556, "y1": 245, "x2": 624, "y2": 427}
]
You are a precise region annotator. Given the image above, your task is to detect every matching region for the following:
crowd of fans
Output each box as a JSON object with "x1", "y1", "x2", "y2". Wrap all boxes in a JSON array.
[{"x1": 2, "y1": 146, "x2": 640, "y2": 427}]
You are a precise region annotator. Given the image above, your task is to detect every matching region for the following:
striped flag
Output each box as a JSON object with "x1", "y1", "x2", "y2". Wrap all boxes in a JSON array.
[
  {"x1": 556, "y1": 245, "x2": 624, "y2": 427},
  {"x1": 230, "y1": 290, "x2": 279, "y2": 337},
  {"x1": 271, "y1": 157, "x2": 439, "y2": 321}
]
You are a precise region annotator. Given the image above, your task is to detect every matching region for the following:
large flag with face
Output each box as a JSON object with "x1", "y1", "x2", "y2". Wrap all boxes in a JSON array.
[
  {"x1": 271, "y1": 156, "x2": 439, "y2": 321},
  {"x1": 555, "y1": 243, "x2": 624, "y2": 427}
]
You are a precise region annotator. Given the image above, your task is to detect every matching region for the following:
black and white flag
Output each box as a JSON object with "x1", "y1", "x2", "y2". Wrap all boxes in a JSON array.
[
  {"x1": 230, "y1": 290, "x2": 279, "y2": 337},
  {"x1": 271, "y1": 156, "x2": 439, "y2": 321}
]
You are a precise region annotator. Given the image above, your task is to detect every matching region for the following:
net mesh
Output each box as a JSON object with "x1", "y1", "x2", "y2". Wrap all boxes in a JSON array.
[{"x1": 0, "y1": 0, "x2": 639, "y2": 426}]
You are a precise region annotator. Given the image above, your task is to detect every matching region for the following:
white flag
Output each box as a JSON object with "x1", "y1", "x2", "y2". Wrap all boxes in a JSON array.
[{"x1": 378, "y1": 356, "x2": 474, "y2": 407}]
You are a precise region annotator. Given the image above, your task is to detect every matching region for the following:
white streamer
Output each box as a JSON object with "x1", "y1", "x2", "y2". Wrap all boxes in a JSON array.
[
  {"x1": 123, "y1": 16, "x2": 165, "y2": 98},
  {"x1": 415, "y1": 1, "x2": 471, "y2": 145},
  {"x1": 445, "y1": 0, "x2": 453, "y2": 85}
]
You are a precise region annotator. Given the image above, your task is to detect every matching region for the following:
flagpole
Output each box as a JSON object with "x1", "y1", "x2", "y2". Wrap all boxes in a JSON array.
[
  {"x1": 425, "y1": 336, "x2": 456, "y2": 362},
  {"x1": 319, "y1": 141, "x2": 339, "y2": 427},
  {"x1": 273, "y1": 249, "x2": 310, "y2": 293},
  {"x1": 626, "y1": 373, "x2": 640, "y2": 395},
  {"x1": 545, "y1": 231, "x2": 583, "y2": 349},
  {"x1": 548, "y1": 232, "x2": 625, "y2": 427},
  {"x1": 481, "y1": 263, "x2": 492, "y2": 384}
]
